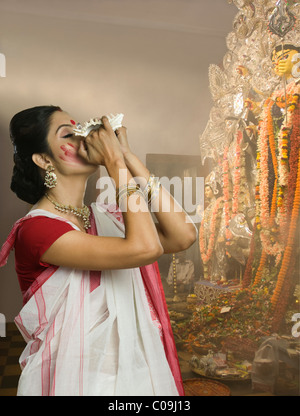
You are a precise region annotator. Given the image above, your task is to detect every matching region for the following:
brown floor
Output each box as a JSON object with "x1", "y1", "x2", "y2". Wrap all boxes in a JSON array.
[
  {"x1": 0, "y1": 322, "x2": 287, "y2": 397},
  {"x1": 0, "y1": 322, "x2": 25, "y2": 396}
]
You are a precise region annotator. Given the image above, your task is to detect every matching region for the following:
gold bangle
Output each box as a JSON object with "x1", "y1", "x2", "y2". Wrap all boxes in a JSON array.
[
  {"x1": 116, "y1": 184, "x2": 143, "y2": 207},
  {"x1": 144, "y1": 174, "x2": 161, "y2": 205}
]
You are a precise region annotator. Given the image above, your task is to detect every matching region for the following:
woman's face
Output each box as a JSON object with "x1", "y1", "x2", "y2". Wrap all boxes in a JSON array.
[{"x1": 46, "y1": 110, "x2": 97, "y2": 176}]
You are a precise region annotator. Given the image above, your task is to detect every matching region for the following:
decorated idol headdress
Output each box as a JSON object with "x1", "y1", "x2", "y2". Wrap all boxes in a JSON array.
[
  {"x1": 199, "y1": 0, "x2": 300, "y2": 164},
  {"x1": 205, "y1": 169, "x2": 222, "y2": 195}
]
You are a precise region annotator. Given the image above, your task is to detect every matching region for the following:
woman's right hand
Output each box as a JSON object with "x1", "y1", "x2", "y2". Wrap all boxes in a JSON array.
[{"x1": 78, "y1": 116, "x2": 125, "y2": 167}]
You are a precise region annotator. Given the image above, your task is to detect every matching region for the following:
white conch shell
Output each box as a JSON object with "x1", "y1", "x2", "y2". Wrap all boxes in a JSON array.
[{"x1": 73, "y1": 113, "x2": 124, "y2": 137}]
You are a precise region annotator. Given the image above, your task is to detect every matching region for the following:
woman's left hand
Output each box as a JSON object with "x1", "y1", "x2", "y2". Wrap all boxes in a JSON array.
[{"x1": 115, "y1": 126, "x2": 132, "y2": 157}]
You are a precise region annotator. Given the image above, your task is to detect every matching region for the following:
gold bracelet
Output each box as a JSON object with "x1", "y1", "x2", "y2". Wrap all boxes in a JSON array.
[
  {"x1": 144, "y1": 174, "x2": 161, "y2": 205},
  {"x1": 116, "y1": 184, "x2": 143, "y2": 207},
  {"x1": 143, "y1": 174, "x2": 155, "y2": 204}
]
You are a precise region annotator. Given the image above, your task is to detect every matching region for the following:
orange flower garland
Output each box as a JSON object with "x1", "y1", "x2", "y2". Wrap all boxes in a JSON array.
[
  {"x1": 254, "y1": 84, "x2": 300, "y2": 277},
  {"x1": 271, "y1": 147, "x2": 300, "y2": 310},
  {"x1": 242, "y1": 222, "x2": 256, "y2": 288},
  {"x1": 254, "y1": 85, "x2": 296, "y2": 286},
  {"x1": 271, "y1": 90, "x2": 300, "y2": 321},
  {"x1": 270, "y1": 86, "x2": 300, "y2": 311},
  {"x1": 259, "y1": 101, "x2": 284, "y2": 264},
  {"x1": 271, "y1": 253, "x2": 296, "y2": 332},
  {"x1": 199, "y1": 196, "x2": 223, "y2": 264},
  {"x1": 267, "y1": 104, "x2": 279, "y2": 227},
  {"x1": 222, "y1": 146, "x2": 233, "y2": 250},
  {"x1": 253, "y1": 81, "x2": 300, "y2": 315},
  {"x1": 253, "y1": 250, "x2": 268, "y2": 286},
  {"x1": 287, "y1": 94, "x2": 300, "y2": 214},
  {"x1": 254, "y1": 99, "x2": 282, "y2": 283}
]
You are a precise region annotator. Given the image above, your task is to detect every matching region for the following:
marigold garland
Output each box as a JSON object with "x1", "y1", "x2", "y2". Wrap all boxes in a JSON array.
[
  {"x1": 271, "y1": 253, "x2": 296, "y2": 332},
  {"x1": 253, "y1": 250, "x2": 268, "y2": 286},
  {"x1": 176, "y1": 82, "x2": 299, "y2": 357},
  {"x1": 222, "y1": 146, "x2": 233, "y2": 250},
  {"x1": 287, "y1": 96, "x2": 300, "y2": 215},
  {"x1": 254, "y1": 83, "x2": 300, "y2": 277},
  {"x1": 254, "y1": 99, "x2": 282, "y2": 271},
  {"x1": 242, "y1": 223, "x2": 256, "y2": 288},
  {"x1": 271, "y1": 147, "x2": 300, "y2": 310},
  {"x1": 252, "y1": 82, "x2": 300, "y2": 311},
  {"x1": 269, "y1": 85, "x2": 300, "y2": 311},
  {"x1": 199, "y1": 196, "x2": 223, "y2": 264}
]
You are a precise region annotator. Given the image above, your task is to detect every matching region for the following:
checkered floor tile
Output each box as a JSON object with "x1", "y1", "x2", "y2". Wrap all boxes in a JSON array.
[
  {"x1": 0, "y1": 323, "x2": 238, "y2": 396},
  {"x1": 0, "y1": 323, "x2": 196, "y2": 396},
  {"x1": 0, "y1": 323, "x2": 194, "y2": 396},
  {"x1": 0, "y1": 322, "x2": 261, "y2": 396},
  {"x1": 0, "y1": 322, "x2": 25, "y2": 396}
]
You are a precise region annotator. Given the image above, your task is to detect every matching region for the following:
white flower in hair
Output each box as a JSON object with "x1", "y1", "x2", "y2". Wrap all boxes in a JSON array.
[{"x1": 73, "y1": 113, "x2": 124, "y2": 137}]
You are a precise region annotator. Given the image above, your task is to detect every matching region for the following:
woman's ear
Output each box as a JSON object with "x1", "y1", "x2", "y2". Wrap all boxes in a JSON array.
[{"x1": 32, "y1": 153, "x2": 52, "y2": 170}]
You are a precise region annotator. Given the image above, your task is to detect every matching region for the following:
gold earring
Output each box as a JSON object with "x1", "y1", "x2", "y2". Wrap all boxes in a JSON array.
[{"x1": 44, "y1": 165, "x2": 57, "y2": 189}]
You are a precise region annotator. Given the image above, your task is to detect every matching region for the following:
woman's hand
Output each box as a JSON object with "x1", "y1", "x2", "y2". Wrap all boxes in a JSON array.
[
  {"x1": 78, "y1": 116, "x2": 125, "y2": 168},
  {"x1": 115, "y1": 126, "x2": 132, "y2": 158}
]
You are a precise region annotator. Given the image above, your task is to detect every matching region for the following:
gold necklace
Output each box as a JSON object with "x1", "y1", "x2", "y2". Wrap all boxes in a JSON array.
[{"x1": 45, "y1": 193, "x2": 91, "y2": 230}]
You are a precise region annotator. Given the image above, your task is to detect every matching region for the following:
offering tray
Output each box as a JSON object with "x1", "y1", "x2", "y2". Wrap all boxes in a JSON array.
[
  {"x1": 190, "y1": 365, "x2": 250, "y2": 381},
  {"x1": 189, "y1": 352, "x2": 251, "y2": 381}
]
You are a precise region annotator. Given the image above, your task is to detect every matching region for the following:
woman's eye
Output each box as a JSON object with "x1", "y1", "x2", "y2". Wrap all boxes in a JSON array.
[{"x1": 62, "y1": 133, "x2": 73, "y2": 138}]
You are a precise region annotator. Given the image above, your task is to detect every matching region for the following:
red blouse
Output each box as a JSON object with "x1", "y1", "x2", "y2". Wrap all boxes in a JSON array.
[{"x1": 14, "y1": 216, "x2": 74, "y2": 295}]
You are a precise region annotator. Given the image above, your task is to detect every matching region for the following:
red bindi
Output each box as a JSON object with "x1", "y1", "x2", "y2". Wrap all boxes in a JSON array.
[{"x1": 70, "y1": 120, "x2": 76, "y2": 125}]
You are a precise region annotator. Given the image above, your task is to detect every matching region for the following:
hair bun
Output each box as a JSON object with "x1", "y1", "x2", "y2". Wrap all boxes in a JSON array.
[
  {"x1": 11, "y1": 158, "x2": 44, "y2": 205},
  {"x1": 9, "y1": 105, "x2": 61, "y2": 205}
]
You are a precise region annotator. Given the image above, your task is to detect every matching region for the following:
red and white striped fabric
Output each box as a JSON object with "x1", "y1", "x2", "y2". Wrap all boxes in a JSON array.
[{"x1": 0, "y1": 203, "x2": 183, "y2": 396}]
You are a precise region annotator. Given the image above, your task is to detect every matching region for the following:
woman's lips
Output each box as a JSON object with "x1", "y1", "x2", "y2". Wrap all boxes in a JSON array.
[{"x1": 59, "y1": 143, "x2": 86, "y2": 165}]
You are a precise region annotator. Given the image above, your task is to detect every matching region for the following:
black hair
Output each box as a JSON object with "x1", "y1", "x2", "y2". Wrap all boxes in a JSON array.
[{"x1": 10, "y1": 105, "x2": 62, "y2": 205}]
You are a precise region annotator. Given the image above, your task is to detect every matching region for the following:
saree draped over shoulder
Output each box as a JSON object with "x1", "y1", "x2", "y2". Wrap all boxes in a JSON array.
[{"x1": 0, "y1": 203, "x2": 183, "y2": 396}]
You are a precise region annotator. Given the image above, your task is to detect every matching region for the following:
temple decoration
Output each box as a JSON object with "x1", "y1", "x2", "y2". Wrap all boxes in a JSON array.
[
  {"x1": 198, "y1": 0, "x2": 299, "y2": 327},
  {"x1": 172, "y1": 2, "x2": 300, "y2": 386},
  {"x1": 172, "y1": 253, "x2": 181, "y2": 302},
  {"x1": 199, "y1": 170, "x2": 225, "y2": 281},
  {"x1": 268, "y1": 0, "x2": 296, "y2": 38}
]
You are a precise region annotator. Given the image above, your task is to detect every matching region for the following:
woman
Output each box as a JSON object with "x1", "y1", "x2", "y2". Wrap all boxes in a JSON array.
[{"x1": 0, "y1": 106, "x2": 197, "y2": 396}]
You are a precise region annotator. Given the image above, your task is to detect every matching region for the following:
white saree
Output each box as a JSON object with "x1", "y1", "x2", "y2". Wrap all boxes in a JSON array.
[{"x1": 0, "y1": 203, "x2": 183, "y2": 396}]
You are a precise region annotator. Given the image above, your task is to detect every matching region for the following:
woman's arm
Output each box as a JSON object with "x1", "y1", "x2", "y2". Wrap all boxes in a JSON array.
[
  {"x1": 41, "y1": 118, "x2": 164, "y2": 270},
  {"x1": 115, "y1": 127, "x2": 197, "y2": 254}
]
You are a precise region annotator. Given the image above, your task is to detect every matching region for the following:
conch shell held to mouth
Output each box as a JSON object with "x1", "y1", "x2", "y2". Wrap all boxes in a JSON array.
[{"x1": 73, "y1": 113, "x2": 124, "y2": 137}]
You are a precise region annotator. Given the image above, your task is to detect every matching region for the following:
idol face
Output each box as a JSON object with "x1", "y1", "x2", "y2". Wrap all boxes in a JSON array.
[
  {"x1": 204, "y1": 185, "x2": 214, "y2": 200},
  {"x1": 272, "y1": 47, "x2": 299, "y2": 78},
  {"x1": 46, "y1": 111, "x2": 98, "y2": 176}
]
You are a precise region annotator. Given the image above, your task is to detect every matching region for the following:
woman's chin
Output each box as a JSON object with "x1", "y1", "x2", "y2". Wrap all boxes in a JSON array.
[{"x1": 70, "y1": 163, "x2": 99, "y2": 177}]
